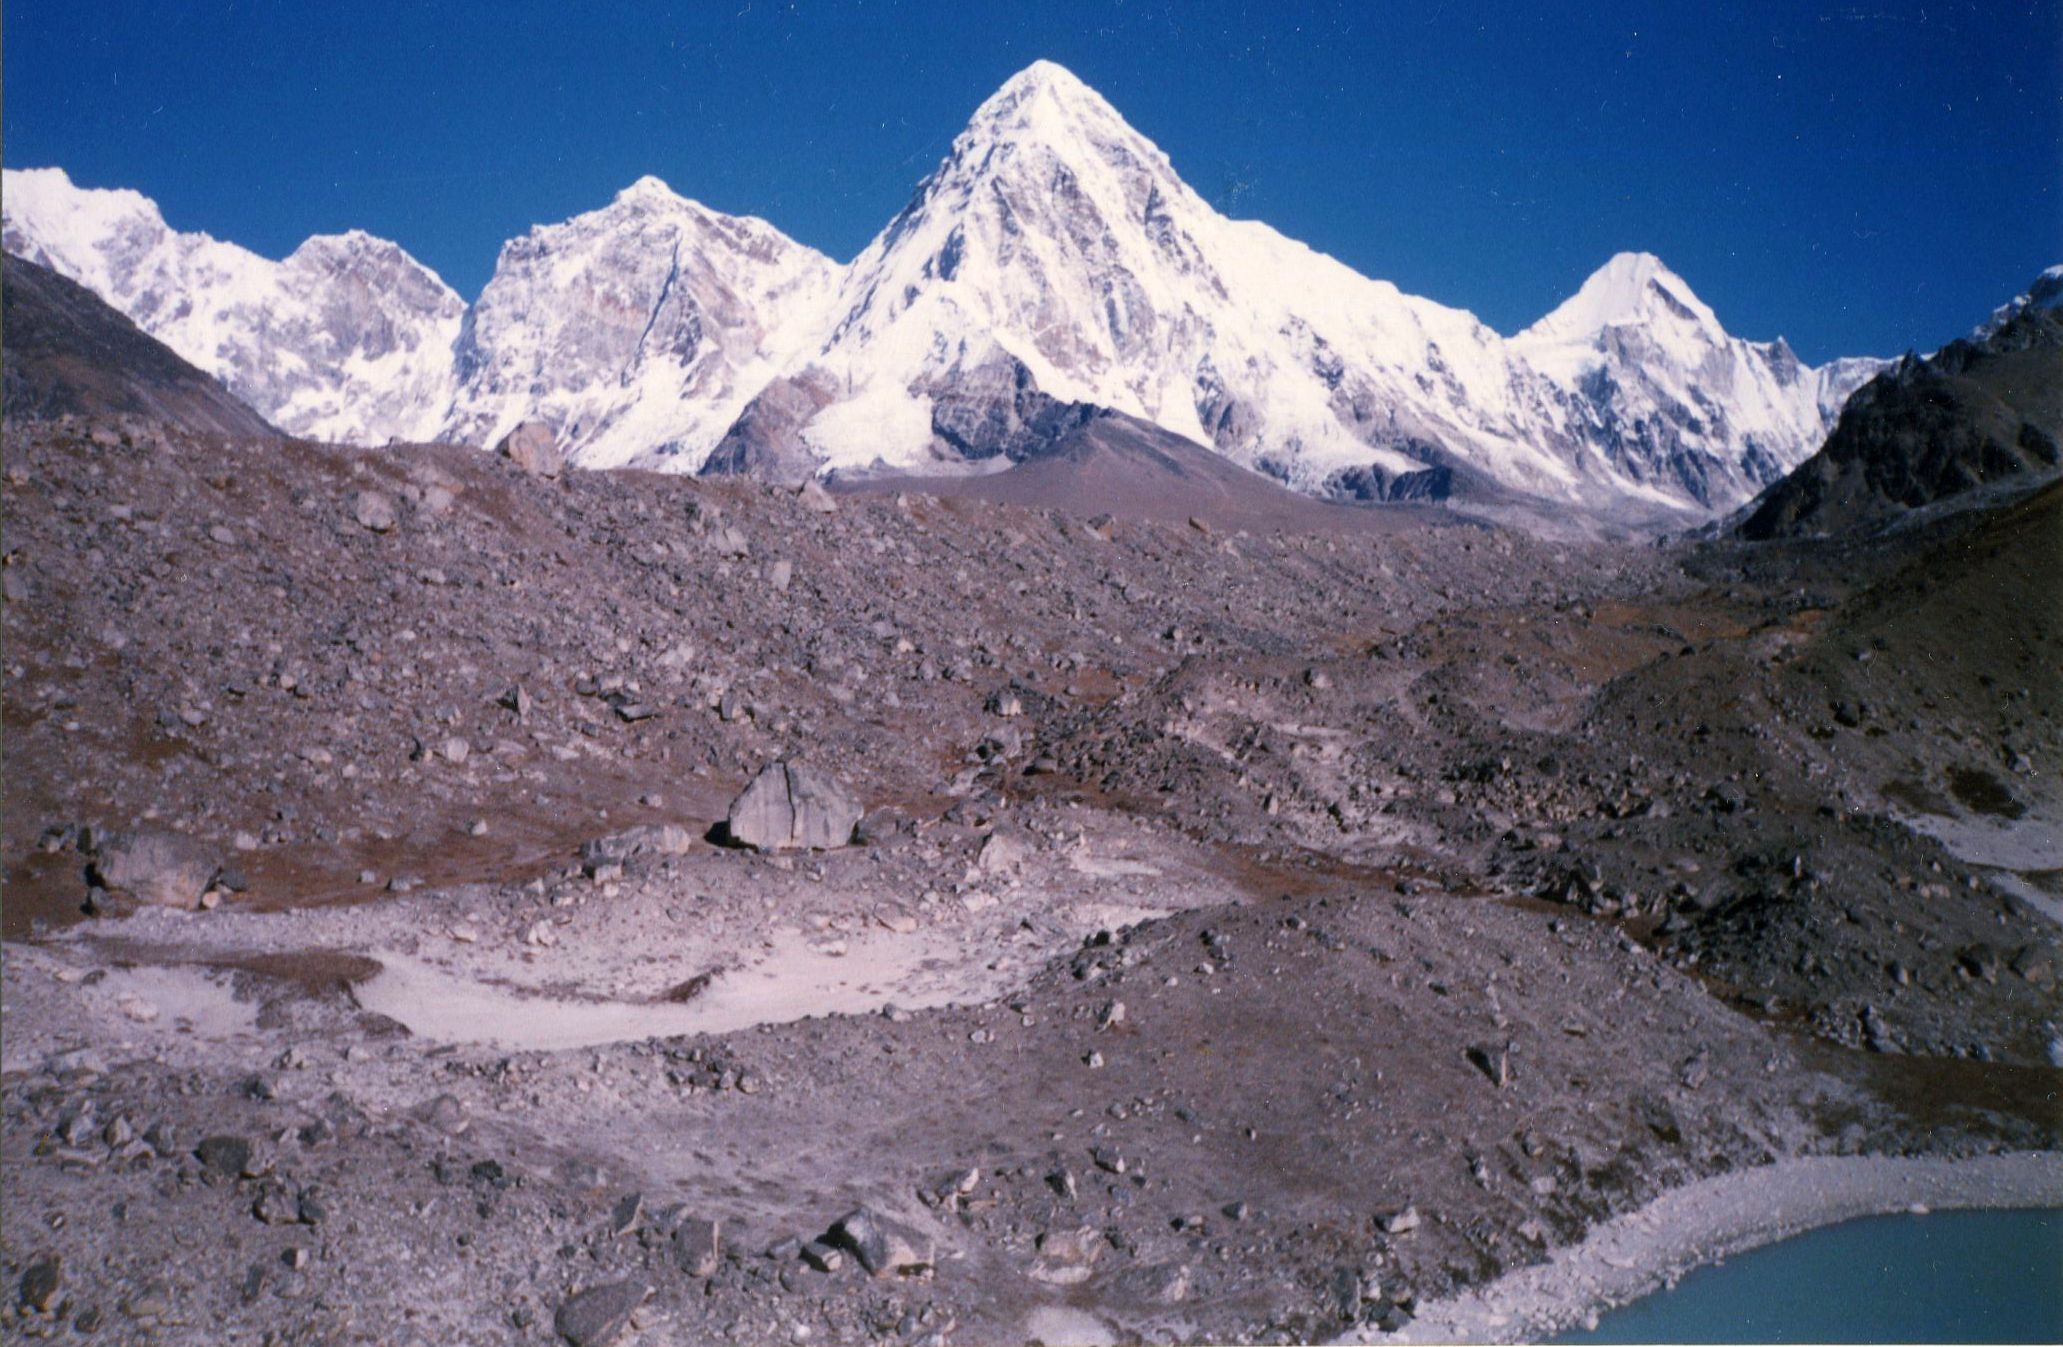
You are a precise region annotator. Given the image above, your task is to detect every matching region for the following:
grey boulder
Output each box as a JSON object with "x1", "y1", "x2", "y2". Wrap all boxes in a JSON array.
[
  {"x1": 88, "y1": 828, "x2": 218, "y2": 908},
  {"x1": 672, "y1": 1216, "x2": 721, "y2": 1277},
  {"x1": 554, "y1": 1280, "x2": 649, "y2": 1347},
  {"x1": 580, "y1": 823, "x2": 696, "y2": 872},
  {"x1": 351, "y1": 490, "x2": 397, "y2": 533},
  {"x1": 725, "y1": 761, "x2": 860, "y2": 852},
  {"x1": 824, "y1": 1206, "x2": 931, "y2": 1278},
  {"x1": 496, "y1": 421, "x2": 563, "y2": 478}
]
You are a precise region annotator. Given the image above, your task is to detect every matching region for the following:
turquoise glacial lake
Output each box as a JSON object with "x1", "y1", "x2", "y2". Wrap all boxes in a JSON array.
[{"x1": 1560, "y1": 1208, "x2": 2063, "y2": 1343}]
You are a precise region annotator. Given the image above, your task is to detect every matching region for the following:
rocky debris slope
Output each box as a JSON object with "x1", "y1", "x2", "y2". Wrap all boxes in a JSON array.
[
  {"x1": 0, "y1": 412, "x2": 1555, "y2": 942},
  {"x1": 1738, "y1": 295, "x2": 2063, "y2": 538},
  {"x1": 2, "y1": 391, "x2": 2058, "y2": 1344},
  {"x1": 2, "y1": 843, "x2": 1913, "y2": 1347},
  {"x1": 1, "y1": 252, "x2": 277, "y2": 440}
]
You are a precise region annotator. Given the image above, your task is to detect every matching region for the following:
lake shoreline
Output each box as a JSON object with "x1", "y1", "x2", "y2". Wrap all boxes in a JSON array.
[{"x1": 1357, "y1": 1151, "x2": 2063, "y2": 1345}]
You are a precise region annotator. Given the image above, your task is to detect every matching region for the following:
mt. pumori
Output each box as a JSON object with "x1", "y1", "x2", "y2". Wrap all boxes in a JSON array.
[{"x1": 1, "y1": 61, "x2": 1888, "y2": 517}]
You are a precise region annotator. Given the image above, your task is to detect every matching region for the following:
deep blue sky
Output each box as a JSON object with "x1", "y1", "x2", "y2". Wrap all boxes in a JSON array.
[{"x1": 5, "y1": 1, "x2": 2058, "y2": 362}]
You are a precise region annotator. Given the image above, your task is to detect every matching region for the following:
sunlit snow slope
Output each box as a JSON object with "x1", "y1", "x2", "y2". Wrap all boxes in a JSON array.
[
  {"x1": 2, "y1": 168, "x2": 463, "y2": 444},
  {"x1": 2, "y1": 62, "x2": 1890, "y2": 517}
]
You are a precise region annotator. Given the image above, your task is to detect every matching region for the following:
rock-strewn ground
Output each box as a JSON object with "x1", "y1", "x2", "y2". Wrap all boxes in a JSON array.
[{"x1": 2, "y1": 418, "x2": 2057, "y2": 1345}]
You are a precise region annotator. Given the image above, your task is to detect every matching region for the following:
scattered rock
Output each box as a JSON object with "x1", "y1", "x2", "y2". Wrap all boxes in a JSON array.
[
  {"x1": 711, "y1": 525, "x2": 750, "y2": 559},
  {"x1": 352, "y1": 490, "x2": 398, "y2": 533},
  {"x1": 1465, "y1": 1043, "x2": 1511, "y2": 1088},
  {"x1": 976, "y1": 828, "x2": 1028, "y2": 875},
  {"x1": 581, "y1": 823, "x2": 695, "y2": 872},
  {"x1": 1108, "y1": 1261, "x2": 1191, "y2": 1305},
  {"x1": 195, "y1": 1134, "x2": 254, "y2": 1179},
  {"x1": 724, "y1": 759, "x2": 861, "y2": 851},
  {"x1": 673, "y1": 1216, "x2": 721, "y2": 1277},
  {"x1": 825, "y1": 1207, "x2": 929, "y2": 1278},
  {"x1": 17, "y1": 1256, "x2": 61, "y2": 1312},
  {"x1": 553, "y1": 1280, "x2": 650, "y2": 1347},
  {"x1": 496, "y1": 421, "x2": 564, "y2": 478},
  {"x1": 87, "y1": 828, "x2": 218, "y2": 908}
]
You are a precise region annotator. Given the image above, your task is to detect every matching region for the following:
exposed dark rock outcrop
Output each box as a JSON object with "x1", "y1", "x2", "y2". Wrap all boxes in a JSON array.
[
  {"x1": 924, "y1": 354, "x2": 1101, "y2": 463},
  {"x1": 698, "y1": 371, "x2": 838, "y2": 487},
  {"x1": 1738, "y1": 302, "x2": 2063, "y2": 539},
  {"x1": 1325, "y1": 444, "x2": 1457, "y2": 504}
]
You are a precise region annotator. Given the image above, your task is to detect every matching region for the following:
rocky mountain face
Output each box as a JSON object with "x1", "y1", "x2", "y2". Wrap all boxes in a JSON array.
[
  {"x1": 1, "y1": 251, "x2": 276, "y2": 439},
  {"x1": 1, "y1": 64, "x2": 1893, "y2": 520},
  {"x1": 443, "y1": 178, "x2": 840, "y2": 470},
  {"x1": 709, "y1": 64, "x2": 1881, "y2": 516},
  {"x1": 1, "y1": 168, "x2": 463, "y2": 444},
  {"x1": 1975, "y1": 263, "x2": 2063, "y2": 341},
  {"x1": 1737, "y1": 294, "x2": 2063, "y2": 539},
  {"x1": 752, "y1": 62, "x2": 1575, "y2": 499},
  {"x1": 1510, "y1": 251, "x2": 1882, "y2": 508}
]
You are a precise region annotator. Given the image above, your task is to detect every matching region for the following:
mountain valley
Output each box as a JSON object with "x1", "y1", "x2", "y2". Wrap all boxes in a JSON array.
[
  {"x1": 2, "y1": 57, "x2": 2060, "y2": 1347},
  {"x1": 2, "y1": 223, "x2": 2060, "y2": 1341}
]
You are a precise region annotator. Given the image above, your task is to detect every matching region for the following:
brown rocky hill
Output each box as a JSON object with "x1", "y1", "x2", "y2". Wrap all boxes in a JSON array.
[{"x1": 1738, "y1": 305, "x2": 2063, "y2": 539}]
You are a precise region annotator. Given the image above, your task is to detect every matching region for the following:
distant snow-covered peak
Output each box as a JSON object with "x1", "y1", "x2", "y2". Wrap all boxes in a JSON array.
[
  {"x1": 1974, "y1": 264, "x2": 2063, "y2": 340},
  {"x1": 614, "y1": 174, "x2": 682, "y2": 204},
  {"x1": 1520, "y1": 251, "x2": 1724, "y2": 347},
  {"x1": 782, "y1": 66, "x2": 1799, "y2": 505},
  {"x1": 5, "y1": 63, "x2": 1906, "y2": 521},
  {"x1": 1, "y1": 165, "x2": 463, "y2": 444},
  {"x1": 962, "y1": 60, "x2": 1139, "y2": 149},
  {"x1": 1, "y1": 167, "x2": 176, "y2": 298},
  {"x1": 439, "y1": 178, "x2": 841, "y2": 470}
]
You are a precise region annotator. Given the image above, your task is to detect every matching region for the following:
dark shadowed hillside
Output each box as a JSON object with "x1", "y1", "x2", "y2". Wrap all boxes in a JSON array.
[
  {"x1": 2, "y1": 252, "x2": 278, "y2": 440},
  {"x1": 1738, "y1": 304, "x2": 2063, "y2": 539}
]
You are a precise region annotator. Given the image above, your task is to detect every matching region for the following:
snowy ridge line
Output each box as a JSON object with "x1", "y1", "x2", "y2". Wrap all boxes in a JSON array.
[{"x1": 0, "y1": 60, "x2": 1918, "y2": 518}]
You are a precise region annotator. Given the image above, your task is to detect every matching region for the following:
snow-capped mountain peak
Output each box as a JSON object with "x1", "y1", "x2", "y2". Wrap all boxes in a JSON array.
[
  {"x1": 3, "y1": 66, "x2": 1897, "y2": 520},
  {"x1": 1510, "y1": 252, "x2": 1885, "y2": 508},
  {"x1": 961, "y1": 59, "x2": 1141, "y2": 152},
  {"x1": 1, "y1": 165, "x2": 464, "y2": 444},
  {"x1": 439, "y1": 176, "x2": 841, "y2": 469},
  {"x1": 1, "y1": 167, "x2": 172, "y2": 298},
  {"x1": 1521, "y1": 251, "x2": 1724, "y2": 347},
  {"x1": 1974, "y1": 264, "x2": 2063, "y2": 341},
  {"x1": 614, "y1": 174, "x2": 679, "y2": 203},
  {"x1": 781, "y1": 59, "x2": 1600, "y2": 494},
  {"x1": 745, "y1": 61, "x2": 1869, "y2": 512}
]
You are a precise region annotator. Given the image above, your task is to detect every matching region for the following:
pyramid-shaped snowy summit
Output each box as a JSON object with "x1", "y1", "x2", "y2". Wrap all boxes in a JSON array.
[{"x1": 0, "y1": 64, "x2": 1887, "y2": 516}]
